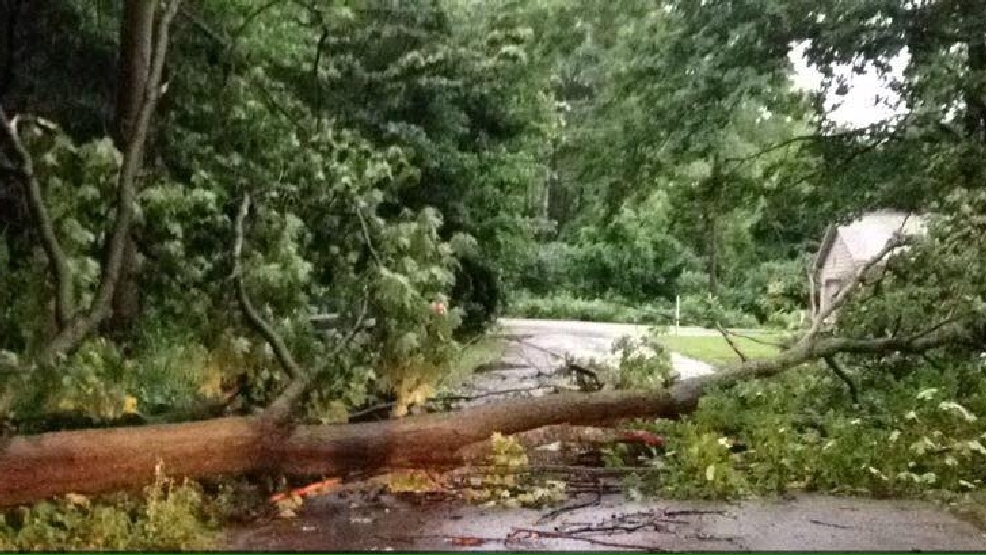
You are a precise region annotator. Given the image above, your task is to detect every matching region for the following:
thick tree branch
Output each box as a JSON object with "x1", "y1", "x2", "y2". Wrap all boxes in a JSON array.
[
  {"x1": 43, "y1": 0, "x2": 182, "y2": 357},
  {"x1": 0, "y1": 112, "x2": 74, "y2": 329},
  {"x1": 232, "y1": 195, "x2": 305, "y2": 385},
  {"x1": 0, "y1": 312, "x2": 971, "y2": 505},
  {"x1": 233, "y1": 195, "x2": 371, "y2": 423},
  {"x1": 232, "y1": 194, "x2": 310, "y2": 424},
  {"x1": 262, "y1": 290, "x2": 371, "y2": 421}
]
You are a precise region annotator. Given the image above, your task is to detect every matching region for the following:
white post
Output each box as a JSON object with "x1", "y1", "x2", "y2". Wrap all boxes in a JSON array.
[{"x1": 675, "y1": 294, "x2": 680, "y2": 336}]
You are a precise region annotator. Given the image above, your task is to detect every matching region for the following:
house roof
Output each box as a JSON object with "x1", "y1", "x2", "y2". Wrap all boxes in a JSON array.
[{"x1": 813, "y1": 210, "x2": 928, "y2": 274}]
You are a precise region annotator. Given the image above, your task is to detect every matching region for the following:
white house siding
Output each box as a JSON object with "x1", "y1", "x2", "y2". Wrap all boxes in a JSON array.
[{"x1": 819, "y1": 235, "x2": 855, "y2": 313}]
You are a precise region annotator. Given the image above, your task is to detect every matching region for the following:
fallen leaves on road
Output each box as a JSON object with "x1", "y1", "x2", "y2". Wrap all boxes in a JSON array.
[{"x1": 270, "y1": 477, "x2": 342, "y2": 503}]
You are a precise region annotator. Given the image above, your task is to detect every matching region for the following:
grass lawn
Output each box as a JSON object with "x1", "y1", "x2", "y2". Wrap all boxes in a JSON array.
[{"x1": 657, "y1": 333, "x2": 784, "y2": 365}]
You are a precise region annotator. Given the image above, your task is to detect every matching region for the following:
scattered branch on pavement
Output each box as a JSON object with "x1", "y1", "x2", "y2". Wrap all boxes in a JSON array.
[{"x1": 506, "y1": 527, "x2": 668, "y2": 552}]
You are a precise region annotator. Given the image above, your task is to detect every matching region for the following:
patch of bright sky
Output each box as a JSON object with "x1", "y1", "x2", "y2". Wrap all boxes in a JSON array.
[{"x1": 788, "y1": 41, "x2": 910, "y2": 128}]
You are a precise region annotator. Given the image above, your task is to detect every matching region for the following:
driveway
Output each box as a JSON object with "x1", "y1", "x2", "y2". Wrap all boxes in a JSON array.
[{"x1": 497, "y1": 318, "x2": 716, "y2": 380}]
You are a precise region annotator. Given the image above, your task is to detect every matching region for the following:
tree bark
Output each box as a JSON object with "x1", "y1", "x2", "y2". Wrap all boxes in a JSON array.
[
  {"x1": 0, "y1": 388, "x2": 698, "y2": 507},
  {"x1": 107, "y1": 0, "x2": 158, "y2": 333},
  {"x1": 39, "y1": 0, "x2": 179, "y2": 359},
  {"x1": 0, "y1": 320, "x2": 963, "y2": 507}
]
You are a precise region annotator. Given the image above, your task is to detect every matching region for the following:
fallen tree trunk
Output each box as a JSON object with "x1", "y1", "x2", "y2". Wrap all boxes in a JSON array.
[
  {"x1": 0, "y1": 385, "x2": 703, "y2": 507},
  {"x1": 1, "y1": 318, "x2": 962, "y2": 507}
]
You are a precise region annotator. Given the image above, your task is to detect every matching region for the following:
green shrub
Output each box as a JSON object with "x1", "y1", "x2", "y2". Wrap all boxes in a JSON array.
[
  {"x1": 631, "y1": 358, "x2": 986, "y2": 500},
  {"x1": 0, "y1": 465, "x2": 215, "y2": 551}
]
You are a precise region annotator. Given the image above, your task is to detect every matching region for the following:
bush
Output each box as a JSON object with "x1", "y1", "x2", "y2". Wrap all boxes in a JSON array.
[
  {"x1": 505, "y1": 291, "x2": 675, "y2": 324},
  {"x1": 675, "y1": 294, "x2": 760, "y2": 329},
  {"x1": 504, "y1": 291, "x2": 766, "y2": 328},
  {"x1": 0, "y1": 464, "x2": 216, "y2": 550},
  {"x1": 630, "y1": 357, "x2": 986, "y2": 501}
]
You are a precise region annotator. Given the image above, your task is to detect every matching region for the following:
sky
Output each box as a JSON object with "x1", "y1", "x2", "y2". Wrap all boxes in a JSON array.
[{"x1": 787, "y1": 42, "x2": 910, "y2": 128}]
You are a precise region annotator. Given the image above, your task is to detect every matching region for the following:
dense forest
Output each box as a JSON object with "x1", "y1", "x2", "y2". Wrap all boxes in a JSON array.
[{"x1": 1, "y1": 0, "x2": 986, "y2": 549}]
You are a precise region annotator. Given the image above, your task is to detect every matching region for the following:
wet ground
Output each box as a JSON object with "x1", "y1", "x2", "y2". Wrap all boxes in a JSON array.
[
  {"x1": 222, "y1": 319, "x2": 986, "y2": 551},
  {"x1": 449, "y1": 319, "x2": 713, "y2": 412},
  {"x1": 225, "y1": 492, "x2": 986, "y2": 551}
]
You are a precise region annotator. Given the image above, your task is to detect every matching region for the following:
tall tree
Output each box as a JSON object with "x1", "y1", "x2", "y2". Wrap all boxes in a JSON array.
[{"x1": 108, "y1": 0, "x2": 158, "y2": 331}]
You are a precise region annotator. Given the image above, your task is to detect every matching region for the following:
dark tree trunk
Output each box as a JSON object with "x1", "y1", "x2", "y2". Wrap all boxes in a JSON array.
[{"x1": 107, "y1": 0, "x2": 157, "y2": 333}]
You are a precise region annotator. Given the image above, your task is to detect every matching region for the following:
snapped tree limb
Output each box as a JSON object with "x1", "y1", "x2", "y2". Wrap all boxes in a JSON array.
[
  {"x1": 232, "y1": 194, "x2": 370, "y2": 422},
  {"x1": 0, "y1": 112, "x2": 74, "y2": 329},
  {"x1": 0, "y1": 309, "x2": 970, "y2": 506},
  {"x1": 798, "y1": 231, "x2": 910, "y2": 347}
]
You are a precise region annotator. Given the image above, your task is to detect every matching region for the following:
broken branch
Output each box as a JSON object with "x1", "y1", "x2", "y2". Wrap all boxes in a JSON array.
[
  {"x1": 0, "y1": 112, "x2": 74, "y2": 329},
  {"x1": 799, "y1": 233, "x2": 911, "y2": 346},
  {"x1": 231, "y1": 194, "x2": 312, "y2": 423},
  {"x1": 716, "y1": 323, "x2": 748, "y2": 362},
  {"x1": 823, "y1": 355, "x2": 859, "y2": 405}
]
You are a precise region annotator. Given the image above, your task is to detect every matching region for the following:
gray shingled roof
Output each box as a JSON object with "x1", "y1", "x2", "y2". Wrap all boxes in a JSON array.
[{"x1": 814, "y1": 210, "x2": 928, "y2": 274}]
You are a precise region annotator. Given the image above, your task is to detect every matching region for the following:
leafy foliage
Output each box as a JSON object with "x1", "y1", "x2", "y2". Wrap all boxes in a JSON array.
[
  {"x1": 0, "y1": 465, "x2": 215, "y2": 550},
  {"x1": 463, "y1": 432, "x2": 567, "y2": 508},
  {"x1": 638, "y1": 357, "x2": 986, "y2": 500}
]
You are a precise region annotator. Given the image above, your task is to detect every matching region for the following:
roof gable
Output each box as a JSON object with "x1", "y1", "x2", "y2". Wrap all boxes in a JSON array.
[
  {"x1": 837, "y1": 210, "x2": 927, "y2": 263},
  {"x1": 814, "y1": 210, "x2": 928, "y2": 273}
]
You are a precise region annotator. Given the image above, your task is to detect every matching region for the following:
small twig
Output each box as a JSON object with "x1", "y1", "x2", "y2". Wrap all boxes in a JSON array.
[
  {"x1": 506, "y1": 337, "x2": 567, "y2": 360},
  {"x1": 325, "y1": 287, "x2": 370, "y2": 359},
  {"x1": 808, "y1": 518, "x2": 854, "y2": 529},
  {"x1": 434, "y1": 386, "x2": 566, "y2": 403},
  {"x1": 447, "y1": 465, "x2": 665, "y2": 480},
  {"x1": 311, "y1": 26, "x2": 329, "y2": 129},
  {"x1": 356, "y1": 205, "x2": 383, "y2": 267},
  {"x1": 507, "y1": 527, "x2": 668, "y2": 552},
  {"x1": 178, "y1": 5, "x2": 229, "y2": 46},
  {"x1": 823, "y1": 355, "x2": 859, "y2": 405},
  {"x1": 347, "y1": 401, "x2": 395, "y2": 421},
  {"x1": 558, "y1": 520, "x2": 688, "y2": 534},
  {"x1": 719, "y1": 329, "x2": 785, "y2": 347},
  {"x1": 536, "y1": 487, "x2": 603, "y2": 524},
  {"x1": 373, "y1": 534, "x2": 502, "y2": 547},
  {"x1": 664, "y1": 508, "x2": 730, "y2": 517},
  {"x1": 716, "y1": 323, "x2": 748, "y2": 362},
  {"x1": 230, "y1": 0, "x2": 290, "y2": 42}
]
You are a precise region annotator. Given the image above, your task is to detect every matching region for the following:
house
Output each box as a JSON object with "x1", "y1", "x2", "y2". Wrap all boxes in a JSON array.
[{"x1": 811, "y1": 210, "x2": 928, "y2": 317}]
